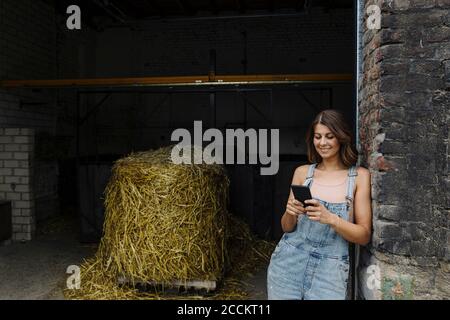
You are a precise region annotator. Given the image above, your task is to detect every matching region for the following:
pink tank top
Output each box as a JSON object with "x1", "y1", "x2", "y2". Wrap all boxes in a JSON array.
[{"x1": 309, "y1": 170, "x2": 349, "y2": 203}]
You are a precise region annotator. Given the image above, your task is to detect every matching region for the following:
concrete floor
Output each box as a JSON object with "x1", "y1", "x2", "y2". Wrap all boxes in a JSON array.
[
  {"x1": 0, "y1": 215, "x2": 268, "y2": 300},
  {"x1": 245, "y1": 268, "x2": 268, "y2": 299},
  {"x1": 0, "y1": 216, "x2": 96, "y2": 300}
]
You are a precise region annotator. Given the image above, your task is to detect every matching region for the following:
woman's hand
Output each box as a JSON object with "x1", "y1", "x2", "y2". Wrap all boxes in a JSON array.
[
  {"x1": 304, "y1": 199, "x2": 337, "y2": 225},
  {"x1": 286, "y1": 198, "x2": 306, "y2": 217}
]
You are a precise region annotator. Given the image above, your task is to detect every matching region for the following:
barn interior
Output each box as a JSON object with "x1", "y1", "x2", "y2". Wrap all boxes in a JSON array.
[{"x1": 0, "y1": 0, "x2": 355, "y2": 299}]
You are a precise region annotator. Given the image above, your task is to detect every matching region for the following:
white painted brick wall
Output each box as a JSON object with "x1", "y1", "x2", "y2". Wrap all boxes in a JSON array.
[
  {"x1": 0, "y1": 127, "x2": 35, "y2": 241},
  {"x1": 0, "y1": 2, "x2": 93, "y2": 239}
]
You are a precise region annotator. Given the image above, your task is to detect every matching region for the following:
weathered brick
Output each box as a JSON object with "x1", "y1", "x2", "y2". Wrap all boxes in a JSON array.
[
  {"x1": 444, "y1": 60, "x2": 450, "y2": 87},
  {"x1": 13, "y1": 136, "x2": 31, "y2": 144},
  {"x1": 14, "y1": 184, "x2": 30, "y2": 192},
  {"x1": 19, "y1": 177, "x2": 29, "y2": 184},
  {"x1": 380, "y1": 62, "x2": 409, "y2": 76},
  {"x1": 388, "y1": 0, "x2": 436, "y2": 10},
  {"x1": 380, "y1": 140, "x2": 408, "y2": 154},
  {"x1": 375, "y1": 221, "x2": 404, "y2": 240},
  {"x1": 13, "y1": 152, "x2": 28, "y2": 160},
  {"x1": 13, "y1": 168, "x2": 29, "y2": 176},
  {"x1": 4, "y1": 128, "x2": 20, "y2": 135},
  {"x1": 6, "y1": 193, "x2": 21, "y2": 201},
  {"x1": 409, "y1": 59, "x2": 442, "y2": 74},
  {"x1": 377, "y1": 204, "x2": 404, "y2": 222},
  {"x1": 5, "y1": 176, "x2": 20, "y2": 184},
  {"x1": 19, "y1": 161, "x2": 30, "y2": 168},
  {"x1": 21, "y1": 192, "x2": 31, "y2": 200},
  {"x1": 21, "y1": 225, "x2": 32, "y2": 234},
  {"x1": 0, "y1": 136, "x2": 13, "y2": 144},
  {"x1": 392, "y1": 239, "x2": 412, "y2": 256},
  {"x1": 12, "y1": 216, "x2": 31, "y2": 224},
  {"x1": 14, "y1": 201, "x2": 32, "y2": 209},
  {"x1": 0, "y1": 152, "x2": 13, "y2": 160},
  {"x1": 13, "y1": 232, "x2": 31, "y2": 241},
  {"x1": 3, "y1": 160, "x2": 19, "y2": 168},
  {"x1": 0, "y1": 184, "x2": 13, "y2": 192},
  {"x1": 4, "y1": 144, "x2": 20, "y2": 152},
  {"x1": 20, "y1": 208, "x2": 32, "y2": 217},
  {"x1": 19, "y1": 128, "x2": 34, "y2": 136},
  {"x1": 437, "y1": 0, "x2": 450, "y2": 8},
  {"x1": 19, "y1": 144, "x2": 33, "y2": 152}
]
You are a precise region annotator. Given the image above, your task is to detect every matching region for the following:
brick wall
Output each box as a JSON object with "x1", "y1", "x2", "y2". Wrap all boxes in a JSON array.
[
  {"x1": 0, "y1": 0, "x2": 95, "y2": 239},
  {"x1": 95, "y1": 7, "x2": 354, "y2": 77},
  {"x1": 0, "y1": 128, "x2": 35, "y2": 241},
  {"x1": 0, "y1": 0, "x2": 56, "y2": 80},
  {"x1": 0, "y1": 0, "x2": 58, "y2": 130},
  {"x1": 358, "y1": 0, "x2": 450, "y2": 299},
  {"x1": 0, "y1": 0, "x2": 59, "y2": 238}
]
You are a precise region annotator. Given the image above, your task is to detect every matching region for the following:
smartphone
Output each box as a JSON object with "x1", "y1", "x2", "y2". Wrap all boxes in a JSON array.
[{"x1": 291, "y1": 185, "x2": 312, "y2": 206}]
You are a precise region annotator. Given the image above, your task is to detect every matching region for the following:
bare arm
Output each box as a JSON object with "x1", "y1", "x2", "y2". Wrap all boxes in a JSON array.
[{"x1": 329, "y1": 167, "x2": 372, "y2": 245}]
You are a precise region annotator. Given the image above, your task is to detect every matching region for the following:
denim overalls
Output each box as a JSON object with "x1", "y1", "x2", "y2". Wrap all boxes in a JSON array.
[{"x1": 267, "y1": 163, "x2": 357, "y2": 300}]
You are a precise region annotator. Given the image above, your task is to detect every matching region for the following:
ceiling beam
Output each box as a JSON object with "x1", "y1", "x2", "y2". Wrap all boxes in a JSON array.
[{"x1": 0, "y1": 74, "x2": 353, "y2": 89}]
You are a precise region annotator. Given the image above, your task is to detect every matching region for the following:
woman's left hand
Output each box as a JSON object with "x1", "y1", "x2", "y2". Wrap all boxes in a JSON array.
[{"x1": 304, "y1": 199, "x2": 335, "y2": 225}]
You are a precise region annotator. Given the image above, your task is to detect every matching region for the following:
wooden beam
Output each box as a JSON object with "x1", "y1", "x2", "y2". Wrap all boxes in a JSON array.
[{"x1": 0, "y1": 74, "x2": 353, "y2": 89}]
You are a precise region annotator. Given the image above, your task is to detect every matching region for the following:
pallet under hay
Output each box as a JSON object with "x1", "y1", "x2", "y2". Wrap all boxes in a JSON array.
[{"x1": 117, "y1": 276, "x2": 217, "y2": 292}]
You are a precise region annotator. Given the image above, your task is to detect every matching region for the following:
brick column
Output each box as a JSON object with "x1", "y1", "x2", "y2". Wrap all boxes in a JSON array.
[
  {"x1": 358, "y1": 0, "x2": 450, "y2": 299},
  {"x1": 0, "y1": 128, "x2": 35, "y2": 241}
]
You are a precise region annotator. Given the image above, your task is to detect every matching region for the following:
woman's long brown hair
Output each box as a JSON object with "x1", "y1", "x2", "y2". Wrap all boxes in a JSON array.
[{"x1": 305, "y1": 109, "x2": 358, "y2": 167}]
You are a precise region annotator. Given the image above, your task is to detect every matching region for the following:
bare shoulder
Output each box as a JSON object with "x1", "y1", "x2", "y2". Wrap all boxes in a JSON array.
[
  {"x1": 292, "y1": 164, "x2": 310, "y2": 185},
  {"x1": 356, "y1": 167, "x2": 370, "y2": 178},
  {"x1": 356, "y1": 167, "x2": 371, "y2": 188}
]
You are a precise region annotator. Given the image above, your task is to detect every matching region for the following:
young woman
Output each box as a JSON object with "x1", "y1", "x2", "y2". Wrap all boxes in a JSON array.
[{"x1": 267, "y1": 109, "x2": 372, "y2": 300}]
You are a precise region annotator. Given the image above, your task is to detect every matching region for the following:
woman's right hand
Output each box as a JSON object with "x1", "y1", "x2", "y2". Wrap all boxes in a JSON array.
[{"x1": 286, "y1": 198, "x2": 306, "y2": 217}]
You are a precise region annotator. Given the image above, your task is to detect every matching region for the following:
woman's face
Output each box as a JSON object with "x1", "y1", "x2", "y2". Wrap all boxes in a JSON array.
[{"x1": 313, "y1": 123, "x2": 340, "y2": 159}]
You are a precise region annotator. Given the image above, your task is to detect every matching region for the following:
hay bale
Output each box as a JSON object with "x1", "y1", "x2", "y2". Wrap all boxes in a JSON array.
[
  {"x1": 65, "y1": 145, "x2": 276, "y2": 300},
  {"x1": 97, "y1": 146, "x2": 229, "y2": 285}
]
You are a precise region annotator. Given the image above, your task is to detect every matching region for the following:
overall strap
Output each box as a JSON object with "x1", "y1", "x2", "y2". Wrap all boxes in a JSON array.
[
  {"x1": 303, "y1": 163, "x2": 317, "y2": 187},
  {"x1": 345, "y1": 166, "x2": 358, "y2": 219}
]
